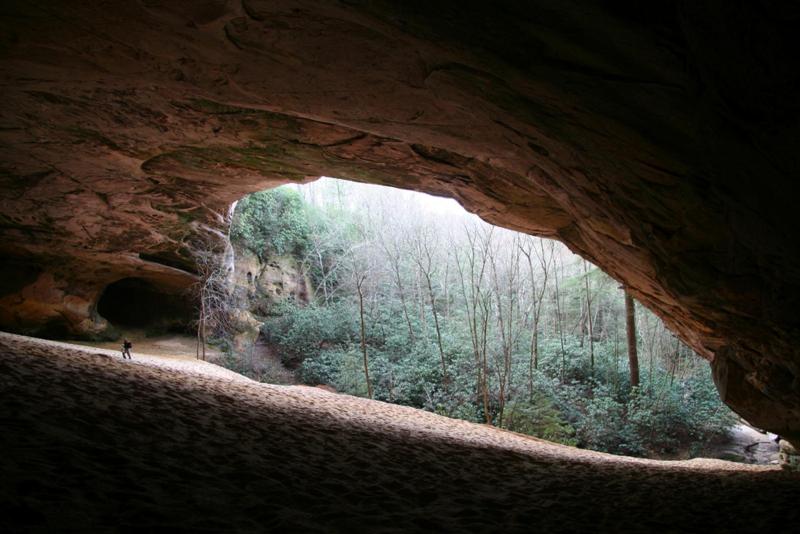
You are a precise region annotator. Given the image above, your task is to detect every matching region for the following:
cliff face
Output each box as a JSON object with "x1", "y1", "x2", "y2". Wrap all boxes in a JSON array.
[
  {"x1": 233, "y1": 250, "x2": 310, "y2": 311},
  {"x1": 1, "y1": 1, "x2": 799, "y2": 441},
  {"x1": 229, "y1": 246, "x2": 311, "y2": 350}
]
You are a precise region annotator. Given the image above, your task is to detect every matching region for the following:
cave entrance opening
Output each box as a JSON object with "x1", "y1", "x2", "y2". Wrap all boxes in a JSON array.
[
  {"x1": 97, "y1": 277, "x2": 195, "y2": 335},
  {"x1": 225, "y1": 177, "x2": 750, "y2": 462}
]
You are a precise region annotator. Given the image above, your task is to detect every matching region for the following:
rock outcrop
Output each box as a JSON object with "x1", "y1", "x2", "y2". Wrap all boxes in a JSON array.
[
  {"x1": 229, "y1": 246, "x2": 311, "y2": 350},
  {"x1": 1, "y1": 1, "x2": 799, "y2": 442}
]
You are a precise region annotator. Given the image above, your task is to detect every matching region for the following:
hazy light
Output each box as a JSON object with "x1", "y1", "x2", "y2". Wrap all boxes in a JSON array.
[
  {"x1": 309, "y1": 176, "x2": 468, "y2": 217},
  {"x1": 415, "y1": 192, "x2": 467, "y2": 216}
]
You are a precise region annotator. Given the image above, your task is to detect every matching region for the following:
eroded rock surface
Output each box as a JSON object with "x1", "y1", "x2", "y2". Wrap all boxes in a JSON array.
[
  {"x1": 228, "y1": 246, "x2": 311, "y2": 349},
  {"x1": 1, "y1": 1, "x2": 799, "y2": 440}
]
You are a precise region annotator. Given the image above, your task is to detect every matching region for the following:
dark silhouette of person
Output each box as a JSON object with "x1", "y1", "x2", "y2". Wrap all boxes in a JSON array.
[{"x1": 122, "y1": 338, "x2": 132, "y2": 360}]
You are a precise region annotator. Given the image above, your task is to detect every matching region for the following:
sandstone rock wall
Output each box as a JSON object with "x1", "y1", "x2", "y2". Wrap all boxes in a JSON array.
[{"x1": 228, "y1": 246, "x2": 311, "y2": 350}]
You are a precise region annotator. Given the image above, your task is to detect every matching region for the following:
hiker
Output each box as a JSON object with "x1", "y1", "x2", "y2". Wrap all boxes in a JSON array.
[{"x1": 122, "y1": 338, "x2": 133, "y2": 360}]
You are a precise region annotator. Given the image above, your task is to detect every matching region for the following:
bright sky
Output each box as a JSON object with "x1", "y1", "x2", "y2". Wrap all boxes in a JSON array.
[
  {"x1": 285, "y1": 176, "x2": 584, "y2": 266},
  {"x1": 302, "y1": 176, "x2": 470, "y2": 217},
  {"x1": 415, "y1": 192, "x2": 467, "y2": 216}
]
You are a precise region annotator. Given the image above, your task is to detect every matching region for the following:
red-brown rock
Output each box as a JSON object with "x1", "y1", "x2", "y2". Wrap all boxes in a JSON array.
[{"x1": 1, "y1": 1, "x2": 798, "y2": 443}]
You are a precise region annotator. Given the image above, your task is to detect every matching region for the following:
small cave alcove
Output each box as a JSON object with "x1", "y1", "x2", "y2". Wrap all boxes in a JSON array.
[{"x1": 97, "y1": 277, "x2": 195, "y2": 334}]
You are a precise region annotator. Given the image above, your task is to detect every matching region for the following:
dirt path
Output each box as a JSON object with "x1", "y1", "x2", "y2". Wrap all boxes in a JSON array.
[
  {"x1": 50, "y1": 334, "x2": 244, "y2": 382},
  {"x1": 1, "y1": 332, "x2": 798, "y2": 532},
  {"x1": 61, "y1": 330, "x2": 224, "y2": 361}
]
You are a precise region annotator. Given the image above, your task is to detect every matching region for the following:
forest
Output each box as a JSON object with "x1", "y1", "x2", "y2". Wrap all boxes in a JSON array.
[{"x1": 216, "y1": 178, "x2": 736, "y2": 459}]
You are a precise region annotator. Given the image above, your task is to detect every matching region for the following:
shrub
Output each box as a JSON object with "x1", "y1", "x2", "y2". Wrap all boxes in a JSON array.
[
  {"x1": 261, "y1": 302, "x2": 356, "y2": 366},
  {"x1": 231, "y1": 188, "x2": 311, "y2": 260},
  {"x1": 502, "y1": 394, "x2": 577, "y2": 446}
]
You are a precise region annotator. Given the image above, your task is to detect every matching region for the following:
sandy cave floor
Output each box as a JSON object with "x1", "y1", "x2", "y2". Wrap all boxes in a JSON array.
[
  {"x1": 1, "y1": 332, "x2": 798, "y2": 532},
  {"x1": 60, "y1": 330, "x2": 226, "y2": 362}
]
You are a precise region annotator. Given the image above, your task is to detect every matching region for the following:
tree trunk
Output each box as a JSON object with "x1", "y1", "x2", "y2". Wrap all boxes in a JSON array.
[
  {"x1": 202, "y1": 315, "x2": 206, "y2": 361},
  {"x1": 480, "y1": 297, "x2": 491, "y2": 425},
  {"x1": 520, "y1": 238, "x2": 550, "y2": 401},
  {"x1": 196, "y1": 308, "x2": 202, "y2": 359},
  {"x1": 383, "y1": 240, "x2": 415, "y2": 343},
  {"x1": 455, "y1": 249, "x2": 485, "y2": 425},
  {"x1": 583, "y1": 260, "x2": 594, "y2": 372},
  {"x1": 317, "y1": 249, "x2": 329, "y2": 304},
  {"x1": 613, "y1": 307, "x2": 619, "y2": 390},
  {"x1": 425, "y1": 273, "x2": 449, "y2": 393},
  {"x1": 196, "y1": 289, "x2": 205, "y2": 360},
  {"x1": 416, "y1": 268, "x2": 427, "y2": 336},
  {"x1": 554, "y1": 258, "x2": 566, "y2": 381},
  {"x1": 398, "y1": 285, "x2": 416, "y2": 343},
  {"x1": 625, "y1": 290, "x2": 639, "y2": 390},
  {"x1": 529, "y1": 327, "x2": 536, "y2": 401},
  {"x1": 442, "y1": 260, "x2": 450, "y2": 319},
  {"x1": 357, "y1": 278, "x2": 373, "y2": 399}
]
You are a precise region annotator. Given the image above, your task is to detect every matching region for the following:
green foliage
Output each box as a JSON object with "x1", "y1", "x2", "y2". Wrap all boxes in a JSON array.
[
  {"x1": 534, "y1": 348, "x2": 737, "y2": 456},
  {"x1": 261, "y1": 301, "x2": 357, "y2": 367},
  {"x1": 228, "y1": 180, "x2": 738, "y2": 461},
  {"x1": 231, "y1": 188, "x2": 311, "y2": 260},
  {"x1": 253, "y1": 270, "x2": 735, "y2": 458},
  {"x1": 502, "y1": 393, "x2": 577, "y2": 445}
]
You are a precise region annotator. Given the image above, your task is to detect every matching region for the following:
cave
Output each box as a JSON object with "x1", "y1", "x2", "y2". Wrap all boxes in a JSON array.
[
  {"x1": 96, "y1": 277, "x2": 195, "y2": 334},
  {"x1": 0, "y1": 0, "x2": 798, "y2": 444},
  {"x1": 1, "y1": 0, "x2": 800, "y2": 527}
]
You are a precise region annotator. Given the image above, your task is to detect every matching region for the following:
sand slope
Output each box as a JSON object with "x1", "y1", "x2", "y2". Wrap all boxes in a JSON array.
[{"x1": 1, "y1": 332, "x2": 798, "y2": 532}]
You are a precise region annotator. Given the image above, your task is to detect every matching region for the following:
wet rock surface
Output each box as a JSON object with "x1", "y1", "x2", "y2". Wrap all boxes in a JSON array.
[{"x1": 0, "y1": 2, "x2": 799, "y2": 440}]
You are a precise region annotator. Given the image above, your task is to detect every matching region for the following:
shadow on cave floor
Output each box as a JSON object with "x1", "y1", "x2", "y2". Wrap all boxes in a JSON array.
[
  {"x1": 1, "y1": 332, "x2": 798, "y2": 533},
  {"x1": 59, "y1": 332, "x2": 783, "y2": 464}
]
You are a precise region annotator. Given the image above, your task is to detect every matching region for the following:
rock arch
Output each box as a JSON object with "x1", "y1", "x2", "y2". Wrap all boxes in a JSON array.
[{"x1": 1, "y1": 0, "x2": 798, "y2": 442}]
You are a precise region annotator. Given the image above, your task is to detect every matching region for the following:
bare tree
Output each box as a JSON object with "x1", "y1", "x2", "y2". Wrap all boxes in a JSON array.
[
  {"x1": 356, "y1": 272, "x2": 373, "y2": 399},
  {"x1": 378, "y1": 232, "x2": 416, "y2": 343},
  {"x1": 304, "y1": 217, "x2": 353, "y2": 304},
  {"x1": 488, "y1": 232, "x2": 522, "y2": 426},
  {"x1": 519, "y1": 237, "x2": 553, "y2": 400},
  {"x1": 553, "y1": 255, "x2": 567, "y2": 381},
  {"x1": 192, "y1": 235, "x2": 235, "y2": 361},
  {"x1": 345, "y1": 215, "x2": 378, "y2": 399},
  {"x1": 410, "y1": 225, "x2": 449, "y2": 393},
  {"x1": 455, "y1": 223, "x2": 494, "y2": 424}
]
